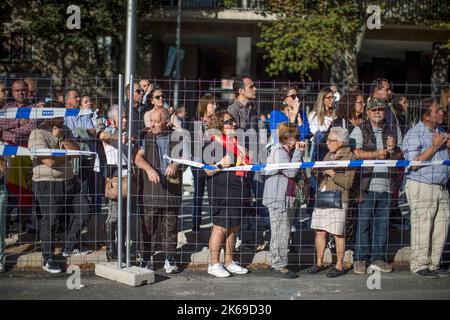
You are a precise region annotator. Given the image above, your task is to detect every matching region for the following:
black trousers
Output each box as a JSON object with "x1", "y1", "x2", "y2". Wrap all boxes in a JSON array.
[
  {"x1": 33, "y1": 177, "x2": 90, "y2": 261},
  {"x1": 141, "y1": 205, "x2": 178, "y2": 262}
]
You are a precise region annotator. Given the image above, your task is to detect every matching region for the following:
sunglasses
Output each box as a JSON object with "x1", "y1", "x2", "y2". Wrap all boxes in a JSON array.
[
  {"x1": 324, "y1": 96, "x2": 334, "y2": 100},
  {"x1": 287, "y1": 94, "x2": 298, "y2": 99},
  {"x1": 370, "y1": 108, "x2": 385, "y2": 112},
  {"x1": 153, "y1": 95, "x2": 164, "y2": 100},
  {"x1": 327, "y1": 139, "x2": 338, "y2": 143},
  {"x1": 223, "y1": 119, "x2": 236, "y2": 126},
  {"x1": 135, "y1": 89, "x2": 143, "y2": 94}
]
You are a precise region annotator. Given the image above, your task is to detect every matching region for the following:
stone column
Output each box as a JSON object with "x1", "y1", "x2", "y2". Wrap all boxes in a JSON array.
[{"x1": 236, "y1": 37, "x2": 251, "y2": 76}]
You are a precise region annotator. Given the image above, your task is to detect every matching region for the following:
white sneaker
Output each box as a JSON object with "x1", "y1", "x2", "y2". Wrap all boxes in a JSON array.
[
  {"x1": 164, "y1": 259, "x2": 179, "y2": 274},
  {"x1": 225, "y1": 261, "x2": 248, "y2": 275},
  {"x1": 235, "y1": 238, "x2": 242, "y2": 250},
  {"x1": 207, "y1": 263, "x2": 231, "y2": 278}
]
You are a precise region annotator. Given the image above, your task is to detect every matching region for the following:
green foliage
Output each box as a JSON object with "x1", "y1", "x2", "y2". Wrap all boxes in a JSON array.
[
  {"x1": 257, "y1": 0, "x2": 363, "y2": 80},
  {"x1": 2, "y1": 0, "x2": 152, "y2": 78}
]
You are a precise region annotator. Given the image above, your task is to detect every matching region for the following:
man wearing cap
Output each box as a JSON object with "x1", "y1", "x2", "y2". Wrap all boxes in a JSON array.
[
  {"x1": 402, "y1": 98, "x2": 450, "y2": 278},
  {"x1": 350, "y1": 98, "x2": 403, "y2": 275}
]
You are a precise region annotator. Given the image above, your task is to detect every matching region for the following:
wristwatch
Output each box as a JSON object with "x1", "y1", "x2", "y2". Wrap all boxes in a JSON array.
[{"x1": 216, "y1": 163, "x2": 223, "y2": 170}]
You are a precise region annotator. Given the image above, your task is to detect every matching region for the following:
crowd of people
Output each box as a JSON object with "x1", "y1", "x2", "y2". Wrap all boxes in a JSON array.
[{"x1": 0, "y1": 76, "x2": 449, "y2": 281}]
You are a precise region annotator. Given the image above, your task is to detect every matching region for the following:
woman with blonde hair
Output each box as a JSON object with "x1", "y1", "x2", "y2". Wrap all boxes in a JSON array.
[
  {"x1": 308, "y1": 87, "x2": 336, "y2": 137},
  {"x1": 191, "y1": 94, "x2": 217, "y2": 232}
]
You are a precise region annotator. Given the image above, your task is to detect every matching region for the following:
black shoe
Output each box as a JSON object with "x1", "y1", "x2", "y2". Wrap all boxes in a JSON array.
[
  {"x1": 433, "y1": 268, "x2": 449, "y2": 277},
  {"x1": 413, "y1": 269, "x2": 439, "y2": 279},
  {"x1": 42, "y1": 260, "x2": 62, "y2": 274},
  {"x1": 327, "y1": 267, "x2": 348, "y2": 278},
  {"x1": 269, "y1": 267, "x2": 298, "y2": 279},
  {"x1": 140, "y1": 261, "x2": 154, "y2": 270},
  {"x1": 307, "y1": 264, "x2": 327, "y2": 274}
]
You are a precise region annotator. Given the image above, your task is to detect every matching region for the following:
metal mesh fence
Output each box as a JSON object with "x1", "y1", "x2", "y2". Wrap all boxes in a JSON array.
[{"x1": 0, "y1": 76, "x2": 449, "y2": 274}]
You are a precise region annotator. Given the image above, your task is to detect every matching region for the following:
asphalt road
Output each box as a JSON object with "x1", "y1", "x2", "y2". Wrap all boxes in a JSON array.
[{"x1": 1, "y1": 267, "x2": 450, "y2": 300}]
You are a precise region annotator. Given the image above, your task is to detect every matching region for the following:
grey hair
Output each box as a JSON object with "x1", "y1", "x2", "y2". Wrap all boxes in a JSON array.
[
  {"x1": 149, "y1": 107, "x2": 170, "y2": 123},
  {"x1": 107, "y1": 104, "x2": 119, "y2": 119},
  {"x1": 329, "y1": 126, "x2": 349, "y2": 146}
]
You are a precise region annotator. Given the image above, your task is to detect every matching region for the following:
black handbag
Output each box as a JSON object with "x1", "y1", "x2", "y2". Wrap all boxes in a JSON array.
[{"x1": 315, "y1": 190, "x2": 343, "y2": 209}]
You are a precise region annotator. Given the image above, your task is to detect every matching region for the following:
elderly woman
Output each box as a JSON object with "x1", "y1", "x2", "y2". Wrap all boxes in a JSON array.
[
  {"x1": 263, "y1": 122, "x2": 306, "y2": 278},
  {"x1": 309, "y1": 127, "x2": 356, "y2": 278},
  {"x1": 203, "y1": 111, "x2": 251, "y2": 278}
]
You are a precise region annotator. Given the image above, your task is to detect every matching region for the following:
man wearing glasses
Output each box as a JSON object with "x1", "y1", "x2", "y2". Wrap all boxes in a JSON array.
[
  {"x1": 349, "y1": 98, "x2": 403, "y2": 275},
  {"x1": 124, "y1": 81, "x2": 147, "y2": 140}
]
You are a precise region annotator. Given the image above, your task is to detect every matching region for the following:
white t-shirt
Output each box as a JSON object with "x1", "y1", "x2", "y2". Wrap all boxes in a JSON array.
[
  {"x1": 308, "y1": 111, "x2": 334, "y2": 136},
  {"x1": 94, "y1": 140, "x2": 129, "y2": 177}
]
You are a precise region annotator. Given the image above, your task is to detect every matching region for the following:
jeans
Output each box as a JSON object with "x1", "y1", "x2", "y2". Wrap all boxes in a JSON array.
[
  {"x1": 33, "y1": 177, "x2": 89, "y2": 261},
  {"x1": 0, "y1": 177, "x2": 7, "y2": 263},
  {"x1": 191, "y1": 167, "x2": 206, "y2": 230},
  {"x1": 355, "y1": 191, "x2": 390, "y2": 263}
]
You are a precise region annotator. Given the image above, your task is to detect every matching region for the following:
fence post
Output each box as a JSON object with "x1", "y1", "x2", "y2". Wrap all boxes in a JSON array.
[
  {"x1": 126, "y1": 74, "x2": 134, "y2": 268},
  {"x1": 117, "y1": 74, "x2": 124, "y2": 269}
]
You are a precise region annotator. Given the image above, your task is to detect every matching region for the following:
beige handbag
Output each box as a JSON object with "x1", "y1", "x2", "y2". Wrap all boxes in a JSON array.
[{"x1": 105, "y1": 176, "x2": 132, "y2": 200}]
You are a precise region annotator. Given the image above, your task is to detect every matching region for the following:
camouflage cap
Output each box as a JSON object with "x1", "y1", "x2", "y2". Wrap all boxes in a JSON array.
[{"x1": 367, "y1": 98, "x2": 387, "y2": 110}]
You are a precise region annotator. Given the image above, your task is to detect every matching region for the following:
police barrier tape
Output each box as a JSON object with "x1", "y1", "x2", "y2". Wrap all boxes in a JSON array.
[
  {"x1": 0, "y1": 145, "x2": 96, "y2": 157},
  {"x1": 0, "y1": 107, "x2": 92, "y2": 119},
  {"x1": 163, "y1": 155, "x2": 450, "y2": 171}
]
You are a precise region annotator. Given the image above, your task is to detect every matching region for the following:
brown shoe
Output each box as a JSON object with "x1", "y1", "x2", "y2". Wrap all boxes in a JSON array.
[
  {"x1": 370, "y1": 260, "x2": 393, "y2": 273},
  {"x1": 353, "y1": 260, "x2": 367, "y2": 275}
]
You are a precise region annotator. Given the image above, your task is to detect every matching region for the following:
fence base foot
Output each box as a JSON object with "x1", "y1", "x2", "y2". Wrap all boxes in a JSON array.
[{"x1": 95, "y1": 262, "x2": 155, "y2": 287}]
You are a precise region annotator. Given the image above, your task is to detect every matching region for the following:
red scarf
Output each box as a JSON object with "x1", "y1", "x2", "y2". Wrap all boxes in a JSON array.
[{"x1": 211, "y1": 135, "x2": 249, "y2": 177}]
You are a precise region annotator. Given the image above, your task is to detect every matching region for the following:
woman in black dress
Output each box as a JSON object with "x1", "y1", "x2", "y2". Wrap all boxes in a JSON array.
[{"x1": 203, "y1": 111, "x2": 251, "y2": 278}]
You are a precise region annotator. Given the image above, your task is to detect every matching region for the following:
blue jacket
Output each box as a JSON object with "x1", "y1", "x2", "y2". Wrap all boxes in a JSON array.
[{"x1": 269, "y1": 109, "x2": 310, "y2": 141}]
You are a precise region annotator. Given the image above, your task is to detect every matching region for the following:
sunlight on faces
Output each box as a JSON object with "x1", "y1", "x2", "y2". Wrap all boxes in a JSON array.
[
  {"x1": 241, "y1": 78, "x2": 256, "y2": 100},
  {"x1": 66, "y1": 90, "x2": 81, "y2": 108},
  {"x1": 206, "y1": 102, "x2": 216, "y2": 117},
  {"x1": 12, "y1": 81, "x2": 29, "y2": 104},
  {"x1": 151, "y1": 89, "x2": 165, "y2": 108},
  {"x1": 355, "y1": 95, "x2": 365, "y2": 116},
  {"x1": 324, "y1": 93, "x2": 334, "y2": 110},
  {"x1": 223, "y1": 114, "x2": 236, "y2": 136},
  {"x1": 139, "y1": 79, "x2": 150, "y2": 92},
  {"x1": 374, "y1": 81, "x2": 392, "y2": 102},
  {"x1": 326, "y1": 132, "x2": 342, "y2": 153},
  {"x1": 81, "y1": 96, "x2": 92, "y2": 110},
  {"x1": 149, "y1": 108, "x2": 169, "y2": 135},
  {"x1": 368, "y1": 107, "x2": 385, "y2": 125}
]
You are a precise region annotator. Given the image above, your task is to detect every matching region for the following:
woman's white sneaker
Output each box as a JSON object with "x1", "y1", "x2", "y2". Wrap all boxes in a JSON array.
[
  {"x1": 208, "y1": 263, "x2": 231, "y2": 278},
  {"x1": 225, "y1": 261, "x2": 248, "y2": 275}
]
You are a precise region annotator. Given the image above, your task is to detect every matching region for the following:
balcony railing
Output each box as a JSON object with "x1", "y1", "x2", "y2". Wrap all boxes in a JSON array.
[{"x1": 155, "y1": 0, "x2": 449, "y2": 22}]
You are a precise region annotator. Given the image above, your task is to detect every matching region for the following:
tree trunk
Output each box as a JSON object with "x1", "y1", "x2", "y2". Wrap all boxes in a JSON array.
[
  {"x1": 431, "y1": 42, "x2": 449, "y2": 98},
  {"x1": 330, "y1": 23, "x2": 366, "y2": 91}
]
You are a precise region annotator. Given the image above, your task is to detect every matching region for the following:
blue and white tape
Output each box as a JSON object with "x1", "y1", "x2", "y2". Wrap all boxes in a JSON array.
[
  {"x1": 0, "y1": 108, "x2": 92, "y2": 119},
  {"x1": 1, "y1": 145, "x2": 96, "y2": 157},
  {"x1": 163, "y1": 155, "x2": 450, "y2": 171}
]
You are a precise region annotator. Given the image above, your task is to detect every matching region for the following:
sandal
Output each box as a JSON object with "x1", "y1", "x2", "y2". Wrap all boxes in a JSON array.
[
  {"x1": 327, "y1": 267, "x2": 347, "y2": 278},
  {"x1": 307, "y1": 264, "x2": 326, "y2": 274}
]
